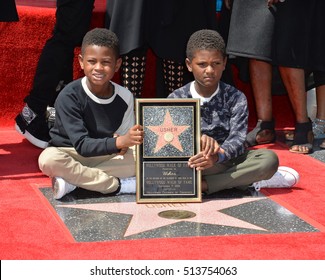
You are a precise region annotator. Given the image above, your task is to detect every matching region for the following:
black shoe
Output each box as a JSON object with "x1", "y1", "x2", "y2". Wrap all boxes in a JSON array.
[
  {"x1": 245, "y1": 119, "x2": 276, "y2": 147},
  {"x1": 15, "y1": 104, "x2": 50, "y2": 148},
  {"x1": 46, "y1": 106, "x2": 56, "y2": 129}
]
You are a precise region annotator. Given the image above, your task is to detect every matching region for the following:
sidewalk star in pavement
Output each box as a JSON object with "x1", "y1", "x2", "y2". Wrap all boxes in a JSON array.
[{"x1": 58, "y1": 197, "x2": 267, "y2": 237}]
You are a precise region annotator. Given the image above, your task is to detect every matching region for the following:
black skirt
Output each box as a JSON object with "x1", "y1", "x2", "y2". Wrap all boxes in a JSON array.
[
  {"x1": 106, "y1": 0, "x2": 218, "y2": 62},
  {"x1": 145, "y1": 0, "x2": 218, "y2": 62},
  {"x1": 272, "y1": 0, "x2": 325, "y2": 72},
  {"x1": 105, "y1": 0, "x2": 146, "y2": 55},
  {"x1": 226, "y1": 0, "x2": 275, "y2": 62}
]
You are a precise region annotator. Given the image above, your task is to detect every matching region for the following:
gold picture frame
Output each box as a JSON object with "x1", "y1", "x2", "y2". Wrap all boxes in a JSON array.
[{"x1": 135, "y1": 98, "x2": 201, "y2": 203}]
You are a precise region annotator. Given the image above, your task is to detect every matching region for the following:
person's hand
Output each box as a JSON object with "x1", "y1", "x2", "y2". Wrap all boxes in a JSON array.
[
  {"x1": 117, "y1": 147, "x2": 128, "y2": 155},
  {"x1": 113, "y1": 133, "x2": 128, "y2": 155},
  {"x1": 115, "y1": 124, "x2": 144, "y2": 149},
  {"x1": 188, "y1": 151, "x2": 218, "y2": 171},
  {"x1": 201, "y1": 134, "x2": 220, "y2": 158}
]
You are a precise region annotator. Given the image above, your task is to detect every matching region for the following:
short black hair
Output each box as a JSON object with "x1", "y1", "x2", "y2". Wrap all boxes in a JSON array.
[
  {"x1": 81, "y1": 28, "x2": 120, "y2": 57},
  {"x1": 186, "y1": 29, "x2": 226, "y2": 60}
]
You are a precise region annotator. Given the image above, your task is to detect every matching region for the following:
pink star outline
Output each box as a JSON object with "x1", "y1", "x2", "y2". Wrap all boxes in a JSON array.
[{"x1": 58, "y1": 197, "x2": 267, "y2": 237}]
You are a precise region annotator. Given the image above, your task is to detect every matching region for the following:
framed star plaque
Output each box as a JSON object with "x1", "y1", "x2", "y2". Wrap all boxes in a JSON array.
[{"x1": 135, "y1": 98, "x2": 201, "y2": 203}]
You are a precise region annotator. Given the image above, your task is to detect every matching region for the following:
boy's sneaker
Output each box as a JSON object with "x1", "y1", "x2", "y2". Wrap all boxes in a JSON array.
[
  {"x1": 52, "y1": 177, "x2": 77, "y2": 199},
  {"x1": 253, "y1": 166, "x2": 300, "y2": 191},
  {"x1": 117, "y1": 177, "x2": 136, "y2": 195},
  {"x1": 15, "y1": 104, "x2": 50, "y2": 149}
]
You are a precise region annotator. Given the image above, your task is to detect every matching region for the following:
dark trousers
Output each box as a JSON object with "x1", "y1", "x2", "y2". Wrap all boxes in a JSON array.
[{"x1": 25, "y1": 0, "x2": 95, "y2": 114}]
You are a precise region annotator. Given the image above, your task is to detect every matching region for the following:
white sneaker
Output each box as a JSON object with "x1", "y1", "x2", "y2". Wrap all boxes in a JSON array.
[
  {"x1": 52, "y1": 177, "x2": 77, "y2": 199},
  {"x1": 253, "y1": 166, "x2": 300, "y2": 191},
  {"x1": 118, "y1": 177, "x2": 136, "y2": 195}
]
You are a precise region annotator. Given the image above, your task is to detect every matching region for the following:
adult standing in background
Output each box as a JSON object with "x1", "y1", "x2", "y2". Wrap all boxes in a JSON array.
[
  {"x1": 105, "y1": 0, "x2": 218, "y2": 97},
  {"x1": 226, "y1": 0, "x2": 324, "y2": 154},
  {"x1": 105, "y1": 0, "x2": 146, "y2": 98},
  {"x1": 272, "y1": 0, "x2": 325, "y2": 153},
  {"x1": 0, "y1": 0, "x2": 18, "y2": 22},
  {"x1": 15, "y1": 0, "x2": 95, "y2": 149},
  {"x1": 226, "y1": 0, "x2": 282, "y2": 147}
]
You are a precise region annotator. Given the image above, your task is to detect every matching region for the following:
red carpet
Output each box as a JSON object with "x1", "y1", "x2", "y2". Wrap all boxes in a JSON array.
[
  {"x1": 1, "y1": 127, "x2": 325, "y2": 259},
  {"x1": 1, "y1": 3, "x2": 324, "y2": 260}
]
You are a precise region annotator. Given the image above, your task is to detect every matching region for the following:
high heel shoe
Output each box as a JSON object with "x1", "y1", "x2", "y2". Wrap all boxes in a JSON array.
[
  {"x1": 289, "y1": 120, "x2": 314, "y2": 154},
  {"x1": 245, "y1": 119, "x2": 276, "y2": 147}
]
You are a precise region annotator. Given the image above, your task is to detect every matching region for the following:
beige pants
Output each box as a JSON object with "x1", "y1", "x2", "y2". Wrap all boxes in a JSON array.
[{"x1": 38, "y1": 146, "x2": 136, "y2": 194}]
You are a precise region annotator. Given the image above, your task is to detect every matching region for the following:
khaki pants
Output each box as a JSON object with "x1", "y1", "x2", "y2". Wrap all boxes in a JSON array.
[
  {"x1": 38, "y1": 146, "x2": 136, "y2": 194},
  {"x1": 203, "y1": 149, "x2": 279, "y2": 194}
]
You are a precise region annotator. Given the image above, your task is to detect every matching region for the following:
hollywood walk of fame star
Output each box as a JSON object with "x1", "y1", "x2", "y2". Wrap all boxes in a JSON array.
[
  {"x1": 58, "y1": 197, "x2": 267, "y2": 237},
  {"x1": 146, "y1": 110, "x2": 190, "y2": 153}
]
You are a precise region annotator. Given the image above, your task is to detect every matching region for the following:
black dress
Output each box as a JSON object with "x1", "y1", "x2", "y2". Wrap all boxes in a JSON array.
[
  {"x1": 105, "y1": 0, "x2": 146, "y2": 55},
  {"x1": 226, "y1": 0, "x2": 275, "y2": 62},
  {"x1": 106, "y1": 0, "x2": 218, "y2": 62},
  {"x1": 145, "y1": 0, "x2": 218, "y2": 62},
  {"x1": 105, "y1": 0, "x2": 218, "y2": 97},
  {"x1": 225, "y1": 0, "x2": 286, "y2": 93},
  {"x1": 272, "y1": 0, "x2": 325, "y2": 72}
]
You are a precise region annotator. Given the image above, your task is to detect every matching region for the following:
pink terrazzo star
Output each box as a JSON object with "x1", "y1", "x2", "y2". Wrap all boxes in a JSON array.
[
  {"x1": 58, "y1": 197, "x2": 267, "y2": 237},
  {"x1": 146, "y1": 110, "x2": 190, "y2": 153}
]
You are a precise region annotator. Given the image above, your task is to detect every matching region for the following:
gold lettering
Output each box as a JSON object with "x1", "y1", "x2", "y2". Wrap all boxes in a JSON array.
[{"x1": 160, "y1": 127, "x2": 177, "y2": 132}]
